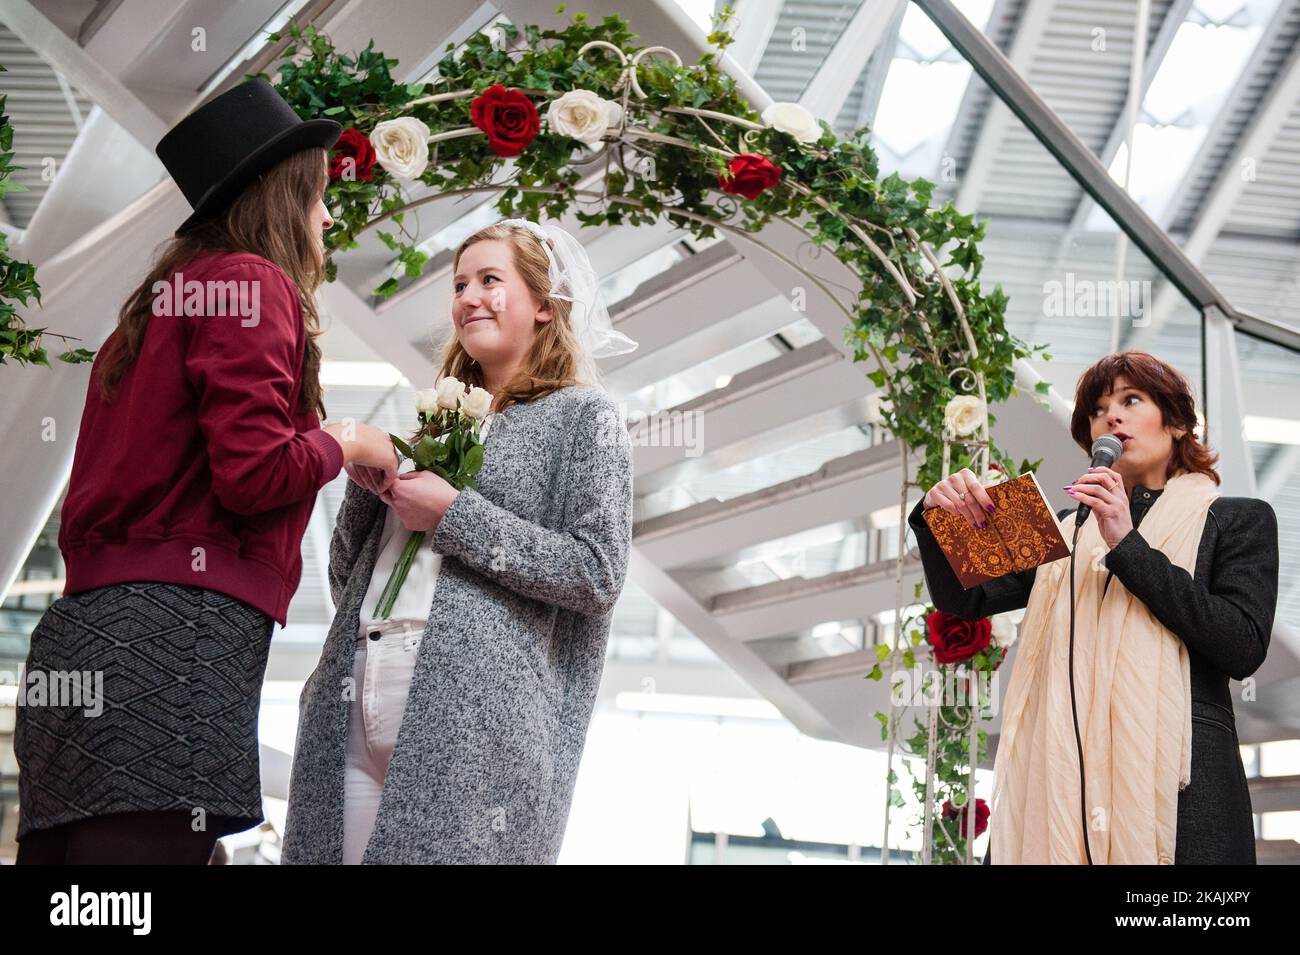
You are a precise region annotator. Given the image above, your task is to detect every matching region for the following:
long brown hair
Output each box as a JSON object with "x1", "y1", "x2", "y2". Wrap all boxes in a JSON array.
[
  {"x1": 441, "y1": 222, "x2": 592, "y2": 414},
  {"x1": 1069, "y1": 351, "x2": 1220, "y2": 485},
  {"x1": 97, "y1": 147, "x2": 330, "y2": 418}
]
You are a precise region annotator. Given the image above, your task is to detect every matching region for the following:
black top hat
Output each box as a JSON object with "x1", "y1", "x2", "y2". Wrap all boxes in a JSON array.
[{"x1": 155, "y1": 77, "x2": 341, "y2": 235}]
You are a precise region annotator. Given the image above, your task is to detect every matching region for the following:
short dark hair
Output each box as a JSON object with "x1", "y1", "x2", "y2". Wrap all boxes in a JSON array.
[{"x1": 1069, "y1": 351, "x2": 1220, "y2": 486}]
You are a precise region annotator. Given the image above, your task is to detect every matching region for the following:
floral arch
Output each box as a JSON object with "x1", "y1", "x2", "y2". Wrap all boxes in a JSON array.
[{"x1": 270, "y1": 8, "x2": 1049, "y2": 864}]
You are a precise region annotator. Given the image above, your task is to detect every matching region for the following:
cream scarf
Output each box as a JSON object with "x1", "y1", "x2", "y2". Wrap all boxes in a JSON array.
[{"x1": 990, "y1": 470, "x2": 1218, "y2": 864}]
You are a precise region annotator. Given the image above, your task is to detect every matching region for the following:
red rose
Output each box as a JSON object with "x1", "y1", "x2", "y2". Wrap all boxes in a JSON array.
[
  {"x1": 941, "y1": 798, "x2": 989, "y2": 839},
  {"x1": 926, "y1": 610, "x2": 992, "y2": 665},
  {"x1": 718, "y1": 153, "x2": 781, "y2": 199},
  {"x1": 329, "y1": 128, "x2": 377, "y2": 181},
  {"x1": 470, "y1": 84, "x2": 540, "y2": 158}
]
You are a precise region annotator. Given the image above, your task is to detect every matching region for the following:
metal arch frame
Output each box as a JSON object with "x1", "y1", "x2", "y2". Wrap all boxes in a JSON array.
[{"x1": 912, "y1": 0, "x2": 1300, "y2": 357}]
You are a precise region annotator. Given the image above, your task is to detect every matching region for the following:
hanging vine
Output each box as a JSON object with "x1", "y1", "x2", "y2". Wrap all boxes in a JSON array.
[{"x1": 0, "y1": 62, "x2": 93, "y2": 368}]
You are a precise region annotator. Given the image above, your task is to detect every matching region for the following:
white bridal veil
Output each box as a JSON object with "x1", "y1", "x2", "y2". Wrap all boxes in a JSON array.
[{"x1": 497, "y1": 217, "x2": 639, "y2": 385}]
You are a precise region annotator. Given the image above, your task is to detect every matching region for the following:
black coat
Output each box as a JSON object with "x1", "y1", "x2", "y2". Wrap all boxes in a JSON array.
[{"x1": 907, "y1": 484, "x2": 1279, "y2": 864}]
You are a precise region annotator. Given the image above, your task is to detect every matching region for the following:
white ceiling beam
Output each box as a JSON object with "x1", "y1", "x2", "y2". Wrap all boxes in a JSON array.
[
  {"x1": 20, "y1": 106, "x2": 163, "y2": 264},
  {"x1": 712, "y1": 552, "x2": 923, "y2": 642},
  {"x1": 629, "y1": 545, "x2": 845, "y2": 742},
  {"x1": 952, "y1": 0, "x2": 1059, "y2": 216},
  {"x1": 319, "y1": 0, "x2": 493, "y2": 87},
  {"x1": 1203, "y1": 305, "x2": 1257, "y2": 497},
  {"x1": 608, "y1": 293, "x2": 802, "y2": 399},
  {"x1": 728, "y1": 0, "x2": 784, "y2": 74},
  {"x1": 1128, "y1": 26, "x2": 1300, "y2": 350},
  {"x1": 798, "y1": 0, "x2": 906, "y2": 127},
  {"x1": 0, "y1": 0, "x2": 169, "y2": 146},
  {"x1": 601, "y1": 242, "x2": 796, "y2": 385},
  {"x1": 53, "y1": 70, "x2": 83, "y2": 131},
  {"x1": 1060, "y1": 0, "x2": 1194, "y2": 236},
  {"x1": 853, "y1": 0, "x2": 907, "y2": 133},
  {"x1": 1151, "y1": 0, "x2": 1300, "y2": 238},
  {"x1": 631, "y1": 339, "x2": 877, "y2": 494},
  {"x1": 635, "y1": 440, "x2": 906, "y2": 570}
]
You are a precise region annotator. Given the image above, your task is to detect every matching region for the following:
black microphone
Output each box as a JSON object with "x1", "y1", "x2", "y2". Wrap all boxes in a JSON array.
[{"x1": 1075, "y1": 433, "x2": 1125, "y2": 525}]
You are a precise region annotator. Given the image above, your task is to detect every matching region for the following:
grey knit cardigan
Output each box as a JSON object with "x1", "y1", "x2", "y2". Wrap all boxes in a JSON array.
[{"x1": 281, "y1": 384, "x2": 633, "y2": 864}]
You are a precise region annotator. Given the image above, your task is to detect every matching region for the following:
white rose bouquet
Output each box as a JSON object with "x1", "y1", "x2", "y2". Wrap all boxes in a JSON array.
[{"x1": 371, "y1": 376, "x2": 492, "y2": 618}]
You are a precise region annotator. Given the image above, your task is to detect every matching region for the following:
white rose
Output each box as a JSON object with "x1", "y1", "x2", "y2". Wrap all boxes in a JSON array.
[
  {"x1": 865, "y1": 392, "x2": 893, "y2": 427},
  {"x1": 546, "y1": 89, "x2": 623, "y2": 145},
  {"x1": 990, "y1": 609, "x2": 1023, "y2": 649},
  {"x1": 944, "y1": 395, "x2": 986, "y2": 437},
  {"x1": 461, "y1": 386, "x2": 492, "y2": 421},
  {"x1": 414, "y1": 389, "x2": 439, "y2": 413},
  {"x1": 369, "y1": 116, "x2": 431, "y2": 180},
  {"x1": 435, "y1": 376, "x2": 466, "y2": 410},
  {"x1": 761, "y1": 102, "x2": 822, "y2": 144}
]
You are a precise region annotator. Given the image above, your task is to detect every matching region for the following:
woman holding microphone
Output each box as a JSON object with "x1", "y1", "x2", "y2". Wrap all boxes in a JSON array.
[{"x1": 908, "y1": 351, "x2": 1278, "y2": 864}]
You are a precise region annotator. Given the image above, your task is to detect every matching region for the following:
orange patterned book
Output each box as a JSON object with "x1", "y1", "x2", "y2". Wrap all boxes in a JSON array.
[{"x1": 921, "y1": 472, "x2": 1072, "y2": 589}]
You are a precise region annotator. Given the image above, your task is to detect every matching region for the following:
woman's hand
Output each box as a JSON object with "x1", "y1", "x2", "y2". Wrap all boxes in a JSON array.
[
  {"x1": 325, "y1": 422, "x2": 399, "y2": 488},
  {"x1": 1065, "y1": 465, "x2": 1133, "y2": 548},
  {"x1": 345, "y1": 462, "x2": 396, "y2": 497},
  {"x1": 922, "y1": 467, "x2": 996, "y2": 529},
  {"x1": 381, "y1": 470, "x2": 460, "y2": 532}
]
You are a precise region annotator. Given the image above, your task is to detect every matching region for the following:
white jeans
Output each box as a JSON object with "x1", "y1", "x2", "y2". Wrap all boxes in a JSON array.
[{"x1": 341, "y1": 620, "x2": 423, "y2": 865}]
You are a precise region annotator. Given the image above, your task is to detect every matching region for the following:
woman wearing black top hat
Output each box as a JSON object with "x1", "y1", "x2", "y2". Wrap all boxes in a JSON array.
[{"x1": 13, "y1": 78, "x2": 398, "y2": 864}]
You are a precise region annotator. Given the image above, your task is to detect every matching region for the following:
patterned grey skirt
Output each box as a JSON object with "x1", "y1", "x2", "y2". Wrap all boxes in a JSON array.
[{"x1": 14, "y1": 581, "x2": 275, "y2": 842}]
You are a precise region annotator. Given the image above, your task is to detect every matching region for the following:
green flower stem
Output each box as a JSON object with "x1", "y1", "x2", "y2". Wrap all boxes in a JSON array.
[{"x1": 372, "y1": 529, "x2": 427, "y2": 620}]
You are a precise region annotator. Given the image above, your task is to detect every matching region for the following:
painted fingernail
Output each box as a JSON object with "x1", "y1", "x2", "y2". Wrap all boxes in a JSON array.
[
  {"x1": 985, "y1": 504, "x2": 995, "y2": 513},
  {"x1": 1067, "y1": 489, "x2": 1077, "y2": 496},
  {"x1": 1062, "y1": 485, "x2": 1073, "y2": 490},
  {"x1": 978, "y1": 521, "x2": 987, "y2": 529},
  {"x1": 1087, "y1": 467, "x2": 1097, "y2": 471}
]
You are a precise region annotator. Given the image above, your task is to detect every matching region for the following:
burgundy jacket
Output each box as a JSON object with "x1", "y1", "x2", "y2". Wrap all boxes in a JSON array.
[{"x1": 59, "y1": 251, "x2": 344, "y2": 625}]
